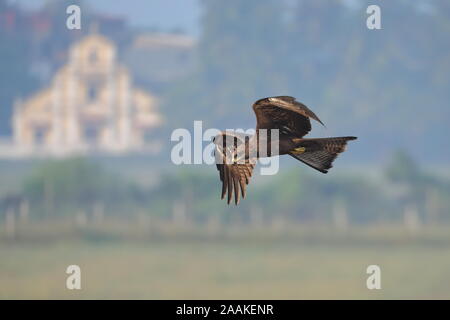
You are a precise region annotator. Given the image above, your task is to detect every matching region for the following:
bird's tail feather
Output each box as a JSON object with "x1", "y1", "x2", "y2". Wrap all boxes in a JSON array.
[{"x1": 289, "y1": 136, "x2": 357, "y2": 173}]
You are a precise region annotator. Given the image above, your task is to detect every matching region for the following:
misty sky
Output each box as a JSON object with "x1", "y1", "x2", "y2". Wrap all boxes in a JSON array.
[{"x1": 11, "y1": 0, "x2": 201, "y2": 36}]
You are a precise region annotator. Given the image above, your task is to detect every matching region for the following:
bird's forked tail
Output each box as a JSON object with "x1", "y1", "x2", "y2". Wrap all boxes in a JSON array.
[{"x1": 289, "y1": 136, "x2": 357, "y2": 173}]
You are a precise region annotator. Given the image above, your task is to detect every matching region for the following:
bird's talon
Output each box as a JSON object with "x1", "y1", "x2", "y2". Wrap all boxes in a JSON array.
[{"x1": 292, "y1": 147, "x2": 306, "y2": 154}]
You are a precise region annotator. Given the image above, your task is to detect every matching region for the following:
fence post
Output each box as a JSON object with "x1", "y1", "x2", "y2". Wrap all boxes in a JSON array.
[
  {"x1": 404, "y1": 204, "x2": 420, "y2": 233},
  {"x1": 250, "y1": 205, "x2": 263, "y2": 228},
  {"x1": 426, "y1": 189, "x2": 439, "y2": 226},
  {"x1": 19, "y1": 199, "x2": 29, "y2": 223},
  {"x1": 75, "y1": 210, "x2": 87, "y2": 227},
  {"x1": 172, "y1": 200, "x2": 187, "y2": 226},
  {"x1": 92, "y1": 202, "x2": 104, "y2": 224},
  {"x1": 333, "y1": 199, "x2": 348, "y2": 232},
  {"x1": 5, "y1": 208, "x2": 16, "y2": 240}
]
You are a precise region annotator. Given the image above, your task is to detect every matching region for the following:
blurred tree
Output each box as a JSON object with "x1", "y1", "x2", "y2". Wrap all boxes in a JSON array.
[
  {"x1": 385, "y1": 150, "x2": 421, "y2": 184},
  {"x1": 22, "y1": 157, "x2": 141, "y2": 218},
  {"x1": 163, "y1": 0, "x2": 290, "y2": 130},
  {"x1": 288, "y1": 0, "x2": 351, "y2": 100},
  {"x1": 163, "y1": 0, "x2": 450, "y2": 164},
  {"x1": 384, "y1": 149, "x2": 443, "y2": 222}
]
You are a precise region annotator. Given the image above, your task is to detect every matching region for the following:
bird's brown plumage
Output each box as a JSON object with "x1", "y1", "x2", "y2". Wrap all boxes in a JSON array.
[
  {"x1": 215, "y1": 131, "x2": 255, "y2": 205},
  {"x1": 214, "y1": 96, "x2": 357, "y2": 205},
  {"x1": 253, "y1": 96, "x2": 324, "y2": 137}
]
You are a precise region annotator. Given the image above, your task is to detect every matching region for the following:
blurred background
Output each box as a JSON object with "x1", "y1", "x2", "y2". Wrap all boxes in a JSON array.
[{"x1": 1, "y1": 0, "x2": 450, "y2": 299}]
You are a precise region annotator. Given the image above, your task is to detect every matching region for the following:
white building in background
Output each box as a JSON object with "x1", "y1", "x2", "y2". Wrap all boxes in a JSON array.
[{"x1": 7, "y1": 32, "x2": 163, "y2": 158}]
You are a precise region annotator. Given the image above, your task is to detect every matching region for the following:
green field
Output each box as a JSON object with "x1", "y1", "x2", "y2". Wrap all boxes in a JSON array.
[{"x1": 1, "y1": 229, "x2": 450, "y2": 299}]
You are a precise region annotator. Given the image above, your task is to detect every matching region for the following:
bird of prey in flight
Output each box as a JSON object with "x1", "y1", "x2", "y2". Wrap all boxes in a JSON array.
[{"x1": 213, "y1": 96, "x2": 357, "y2": 205}]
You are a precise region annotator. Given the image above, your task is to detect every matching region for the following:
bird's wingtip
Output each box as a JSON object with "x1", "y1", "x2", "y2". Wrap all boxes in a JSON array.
[{"x1": 314, "y1": 117, "x2": 325, "y2": 127}]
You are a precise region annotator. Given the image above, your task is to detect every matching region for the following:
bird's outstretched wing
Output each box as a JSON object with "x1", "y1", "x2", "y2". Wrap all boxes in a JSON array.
[
  {"x1": 214, "y1": 131, "x2": 255, "y2": 205},
  {"x1": 252, "y1": 96, "x2": 324, "y2": 137}
]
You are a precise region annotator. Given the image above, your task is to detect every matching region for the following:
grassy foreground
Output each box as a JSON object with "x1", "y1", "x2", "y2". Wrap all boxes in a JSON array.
[{"x1": 1, "y1": 233, "x2": 450, "y2": 299}]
